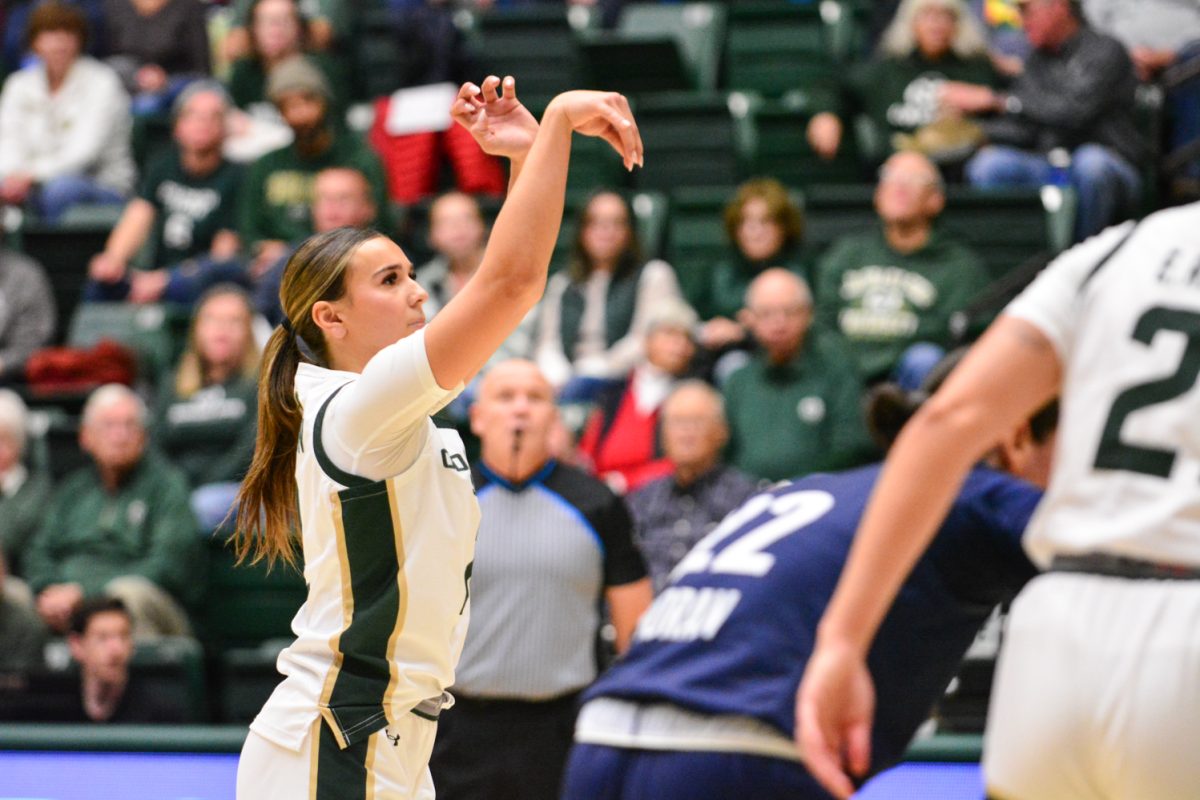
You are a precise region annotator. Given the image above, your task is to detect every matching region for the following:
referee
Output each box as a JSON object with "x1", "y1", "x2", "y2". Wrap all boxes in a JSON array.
[{"x1": 430, "y1": 359, "x2": 652, "y2": 800}]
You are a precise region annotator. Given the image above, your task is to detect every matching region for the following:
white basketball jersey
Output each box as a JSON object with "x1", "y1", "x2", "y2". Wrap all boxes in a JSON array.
[
  {"x1": 1005, "y1": 202, "x2": 1200, "y2": 567},
  {"x1": 250, "y1": 332, "x2": 480, "y2": 752}
]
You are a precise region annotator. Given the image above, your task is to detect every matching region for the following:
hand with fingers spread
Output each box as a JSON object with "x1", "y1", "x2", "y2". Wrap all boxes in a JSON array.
[
  {"x1": 795, "y1": 641, "x2": 876, "y2": 799},
  {"x1": 452, "y1": 75, "x2": 540, "y2": 161},
  {"x1": 545, "y1": 89, "x2": 643, "y2": 172}
]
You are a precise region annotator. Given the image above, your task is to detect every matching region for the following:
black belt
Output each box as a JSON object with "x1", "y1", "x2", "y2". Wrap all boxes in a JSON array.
[{"x1": 1051, "y1": 553, "x2": 1200, "y2": 581}]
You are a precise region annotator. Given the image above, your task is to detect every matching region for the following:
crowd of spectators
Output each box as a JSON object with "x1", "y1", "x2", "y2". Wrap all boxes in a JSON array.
[{"x1": 0, "y1": 0, "x2": 1194, "y2": 764}]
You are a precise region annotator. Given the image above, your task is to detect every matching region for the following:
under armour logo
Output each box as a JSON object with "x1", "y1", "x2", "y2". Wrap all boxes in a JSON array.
[
  {"x1": 385, "y1": 728, "x2": 401, "y2": 747},
  {"x1": 441, "y1": 449, "x2": 469, "y2": 472}
]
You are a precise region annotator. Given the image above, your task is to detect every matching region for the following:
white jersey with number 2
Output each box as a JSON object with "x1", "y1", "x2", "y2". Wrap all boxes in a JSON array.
[{"x1": 1005, "y1": 201, "x2": 1200, "y2": 567}]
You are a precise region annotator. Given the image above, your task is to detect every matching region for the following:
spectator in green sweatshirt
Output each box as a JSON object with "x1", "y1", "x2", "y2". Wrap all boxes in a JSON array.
[
  {"x1": 25, "y1": 384, "x2": 198, "y2": 639},
  {"x1": 723, "y1": 269, "x2": 872, "y2": 483},
  {"x1": 813, "y1": 150, "x2": 989, "y2": 383}
]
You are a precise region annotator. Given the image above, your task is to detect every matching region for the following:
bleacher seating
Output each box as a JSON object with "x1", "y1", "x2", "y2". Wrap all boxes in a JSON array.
[
  {"x1": 132, "y1": 636, "x2": 208, "y2": 723},
  {"x1": 12, "y1": 207, "x2": 121, "y2": 343},
  {"x1": 67, "y1": 303, "x2": 190, "y2": 390},
  {"x1": 578, "y1": 3, "x2": 727, "y2": 96},
  {"x1": 747, "y1": 93, "x2": 864, "y2": 187},
  {"x1": 723, "y1": 1, "x2": 857, "y2": 101},
  {"x1": 468, "y1": 6, "x2": 597, "y2": 101},
  {"x1": 631, "y1": 92, "x2": 755, "y2": 192}
]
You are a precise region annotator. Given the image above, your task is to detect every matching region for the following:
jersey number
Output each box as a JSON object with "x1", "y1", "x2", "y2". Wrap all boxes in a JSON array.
[
  {"x1": 671, "y1": 490, "x2": 836, "y2": 579},
  {"x1": 1094, "y1": 306, "x2": 1200, "y2": 478}
]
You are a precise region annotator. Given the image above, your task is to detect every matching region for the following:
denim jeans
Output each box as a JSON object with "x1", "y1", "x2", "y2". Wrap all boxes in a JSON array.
[
  {"x1": 965, "y1": 143, "x2": 1142, "y2": 241},
  {"x1": 35, "y1": 174, "x2": 125, "y2": 222},
  {"x1": 84, "y1": 255, "x2": 248, "y2": 306}
]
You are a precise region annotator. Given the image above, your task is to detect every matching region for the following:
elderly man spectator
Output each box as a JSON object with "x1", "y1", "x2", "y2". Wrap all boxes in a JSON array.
[
  {"x1": 238, "y1": 55, "x2": 388, "y2": 277},
  {"x1": 0, "y1": 2, "x2": 134, "y2": 221},
  {"x1": 24, "y1": 384, "x2": 198, "y2": 638},
  {"x1": 429, "y1": 360, "x2": 652, "y2": 800},
  {"x1": 626, "y1": 380, "x2": 760, "y2": 594},
  {"x1": 723, "y1": 269, "x2": 872, "y2": 484},
  {"x1": 0, "y1": 390, "x2": 52, "y2": 578},
  {"x1": 86, "y1": 82, "x2": 245, "y2": 306},
  {"x1": 941, "y1": 0, "x2": 1145, "y2": 240},
  {"x1": 0, "y1": 237, "x2": 56, "y2": 384},
  {"x1": 814, "y1": 150, "x2": 989, "y2": 384},
  {"x1": 252, "y1": 165, "x2": 378, "y2": 325},
  {"x1": 578, "y1": 298, "x2": 700, "y2": 495}
]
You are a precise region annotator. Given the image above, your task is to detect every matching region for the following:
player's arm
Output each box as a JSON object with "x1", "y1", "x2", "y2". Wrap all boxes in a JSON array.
[
  {"x1": 425, "y1": 81, "x2": 642, "y2": 390},
  {"x1": 89, "y1": 198, "x2": 155, "y2": 281},
  {"x1": 606, "y1": 578, "x2": 653, "y2": 654},
  {"x1": 796, "y1": 315, "x2": 1062, "y2": 799}
]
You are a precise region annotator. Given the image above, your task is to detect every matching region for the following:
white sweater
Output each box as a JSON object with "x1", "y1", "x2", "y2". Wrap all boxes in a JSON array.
[{"x1": 0, "y1": 56, "x2": 135, "y2": 193}]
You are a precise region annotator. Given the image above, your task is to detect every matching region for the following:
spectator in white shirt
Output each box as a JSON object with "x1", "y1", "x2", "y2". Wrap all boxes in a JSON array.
[{"x1": 0, "y1": 2, "x2": 134, "y2": 221}]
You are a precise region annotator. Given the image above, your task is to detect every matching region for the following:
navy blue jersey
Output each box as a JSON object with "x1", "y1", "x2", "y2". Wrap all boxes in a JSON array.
[{"x1": 584, "y1": 464, "x2": 1041, "y2": 773}]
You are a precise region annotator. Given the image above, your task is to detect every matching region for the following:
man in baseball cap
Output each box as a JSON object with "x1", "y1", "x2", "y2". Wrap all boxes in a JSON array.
[{"x1": 239, "y1": 55, "x2": 389, "y2": 276}]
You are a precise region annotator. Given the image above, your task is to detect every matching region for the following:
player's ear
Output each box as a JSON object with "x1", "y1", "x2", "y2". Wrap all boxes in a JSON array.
[{"x1": 312, "y1": 300, "x2": 346, "y2": 340}]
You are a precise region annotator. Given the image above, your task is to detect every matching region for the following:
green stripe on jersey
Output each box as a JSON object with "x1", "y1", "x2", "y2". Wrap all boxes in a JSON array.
[{"x1": 325, "y1": 480, "x2": 402, "y2": 746}]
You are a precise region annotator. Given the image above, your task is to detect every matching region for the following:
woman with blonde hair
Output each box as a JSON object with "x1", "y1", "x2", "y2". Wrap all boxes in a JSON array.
[
  {"x1": 152, "y1": 284, "x2": 260, "y2": 531},
  {"x1": 231, "y1": 76, "x2": 642, "y2": 799},
  {"x1": 807, "y1": 0, "x2": 999, "y2": 163}
]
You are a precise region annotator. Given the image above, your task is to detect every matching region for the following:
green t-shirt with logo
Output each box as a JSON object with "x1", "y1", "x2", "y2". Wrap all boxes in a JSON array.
[
  {"x1": 722, "y1": 331, "x2": 873, "y2": 483},
  {"x1": 818, "y1": 52, "x2": 1000, "y2": 161},
  {"x1": 238, "y1": 131, "x2": 388, "y2": 248},
  {"x1": 138, "y1": 150, "x2": 244, "y2": 266},
  {"x1": 152, "y1": 373, "x2": 258, "y2": 488},
  {"x1": 814, "y1": 227, "x2": 989, "y2": 381}
]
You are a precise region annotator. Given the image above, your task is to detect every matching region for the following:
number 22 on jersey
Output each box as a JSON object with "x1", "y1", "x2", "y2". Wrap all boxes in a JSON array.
[{"x1": 671, "y1": 490, "x2": 836, "y2": 580}]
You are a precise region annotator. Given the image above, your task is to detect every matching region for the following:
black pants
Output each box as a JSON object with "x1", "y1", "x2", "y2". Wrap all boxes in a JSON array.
[{"x1": 429, "y1": 691, "x2": 581, "y2": 800}]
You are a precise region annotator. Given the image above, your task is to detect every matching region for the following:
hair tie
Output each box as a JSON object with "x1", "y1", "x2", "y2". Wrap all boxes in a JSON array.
[{"x1": 280, "y1": 316, "x2": 295, "y2": 336}]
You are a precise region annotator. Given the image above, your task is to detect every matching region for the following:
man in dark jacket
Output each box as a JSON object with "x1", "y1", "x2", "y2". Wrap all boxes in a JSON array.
[{"x1": 941, "y1": 0, "x2": 1145, "y2": 240}]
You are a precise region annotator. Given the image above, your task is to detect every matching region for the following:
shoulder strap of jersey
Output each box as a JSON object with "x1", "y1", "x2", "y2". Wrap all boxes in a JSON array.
[
  {"x1": 313, "y1": 383, "x2": 373, "y2": 488},
  {"x1": 1078, "y1": 221, "x2": 1139, "y2": 293}
]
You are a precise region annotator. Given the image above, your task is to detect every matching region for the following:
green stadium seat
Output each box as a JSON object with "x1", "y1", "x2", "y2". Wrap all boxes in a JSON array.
[
  {"x1": 723, "y1": 1, "x2": 857, "y2": 98},
  {"x1": 663, "y1": 186, "x2": 735, "y2": 309},
  {"x1": 747, "y1": 93, "x2": 865, "y2": 187},
  {"x1": 14, "y1": 209, "x2": 120, "y2": 341},
  {"x1": 67, "y1": 302, "x2": 189, "y2": 388},
  {"x1": 468, "y1": 6, "x2": 596, "y2": 100},
  {"x1": 22, "y1": 406, "x2": 85, "y2": 481},
  {"x1": 566, "y1": 134, "x2": 630, "y2": 194},
  {"x1": 579, "y1": 3, "x2": 726, "y2": 95},
  {"x1": 218, "y1": 638, "x2": 290, "y2": 723},
  {"x1": 200, "y1": 533, "x2": 306, "y2": 654},
  {"x1": 352, "y1": 6, "x2": 409, "y2": 101},
  {"x1": 631, "y1": 92, "x2": 755, "y2": 192},
  {"x1": 131, "y1": 636, "x2": 208, "y2": 723},
  {"x1": 939, "y1": 187, "x2": 1062, "y2": 280}
]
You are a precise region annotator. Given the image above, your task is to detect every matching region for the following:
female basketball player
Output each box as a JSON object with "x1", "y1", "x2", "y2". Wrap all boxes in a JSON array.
[
  {"x1": 231, "y1": 77, "x2": 642, "y2": 799},
  {"x1": 799, "y1": 204, "x2": 1200, "y2": 800}
]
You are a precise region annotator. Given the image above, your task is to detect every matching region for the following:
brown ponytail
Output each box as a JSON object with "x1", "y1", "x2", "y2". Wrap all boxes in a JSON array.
[{"x1": 233, "y1": 227, "x2": 382, "y2": 568}]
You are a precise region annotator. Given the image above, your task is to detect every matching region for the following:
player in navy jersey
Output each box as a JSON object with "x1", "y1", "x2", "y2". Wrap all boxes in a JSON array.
[{"x1": 560, "y1": 355, "x2": 1058, "y2": 800}]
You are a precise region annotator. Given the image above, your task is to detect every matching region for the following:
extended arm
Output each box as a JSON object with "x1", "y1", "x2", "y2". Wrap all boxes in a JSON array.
[
  {"x1": 425, "y1": 82, "x2": 642, "y2": 389},
  {"x1": 795, "y1": 316, "x2": 1061, "y2": 798}
]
